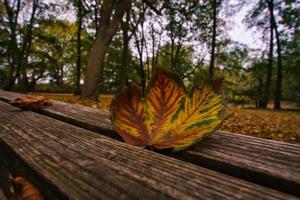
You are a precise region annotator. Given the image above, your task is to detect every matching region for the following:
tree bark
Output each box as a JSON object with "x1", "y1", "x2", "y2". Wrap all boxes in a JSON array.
[
  {"x1": 266, "y1": 0, "x2": 282, "y2": 110},
  {"x1": 258, "y1": 74, "x2": 264, "y2": 107},
  {"x1": 75, "y1": 0, "x2": 83, "y2": 95},
  {"x1": 18, "y1": 0, "x2": 39, "y2": 91},
  {"x1": 93, "y1": 1, "x2": 99, "y2": 37},
  {"x1": 174, "y1": 42, "x2": 182, "y2": 73},
  {"x1": 169, "y1": 4, "x2": 176, "y2": 71},
  {"x1": 261, "y1": 2, "x2": 274, "y2": 108},
  {"x1": 151, "y1": 24, "x2": 156, "y2": 71},
  {"x1": 273, "y1": 22, "x2": 282, "y2": 110},
  {"x1": 209, "y1": 0, "x2": 217, "y2": 80},
  {"x1": 3, "y1": 0, "x2": 21, "y2": 90},
  {"x1": 134, "y1": 28, "x2": 146, "y2": 96},
  {"x1": 82, "y1": 0, "x2": 130, "y2": 100},
  {"x1": 120, "y1": 9, "x2": 130, "y2": 88}
]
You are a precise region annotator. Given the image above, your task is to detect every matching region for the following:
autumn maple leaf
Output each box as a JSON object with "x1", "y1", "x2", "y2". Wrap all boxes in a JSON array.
[{"x1": 112, "y1": 68, "x2": 224, "y2": 151}]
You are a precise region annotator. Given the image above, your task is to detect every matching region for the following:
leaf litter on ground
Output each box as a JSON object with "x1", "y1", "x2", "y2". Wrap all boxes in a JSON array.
[{"x1": 28, "y1": 93, "x2": 300, "y2": 144}]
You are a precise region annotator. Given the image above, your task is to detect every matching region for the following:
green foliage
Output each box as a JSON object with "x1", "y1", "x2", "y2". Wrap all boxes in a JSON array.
[
  {"x1": 34, "y1": 84, "x2": 74, "y2": 93},
  {"x1": 101, "y1": 37, "x2": 124, "y2": 93},
  {"x1": 157, "y1": 44, "x2": 194, "y2": 80}
]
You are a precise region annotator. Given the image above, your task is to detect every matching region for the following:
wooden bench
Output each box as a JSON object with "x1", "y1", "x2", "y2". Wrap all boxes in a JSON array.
[{"x1": 0, "y1": 90, "x2": 299, "y2": 200}]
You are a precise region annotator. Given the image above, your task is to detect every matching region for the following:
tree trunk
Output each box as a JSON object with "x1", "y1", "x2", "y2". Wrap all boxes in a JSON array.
[
  {"x1": 266, "y1": 0, "x2": 282, "y2": 110},
  {"x1": 174, "y1": 42, "x2": 182, "y2": 73},
  {"x1": 154, "y1": 30, "x2": 161, "y2": 71},
  {"x1": 20, "y1": 67, "x2": 29, "y2": 90},
  {"x1": 93, "y1": 0, "x2": 99, "y2": 37},
  {"x1": 209, "y1": 0, "x2": 217, "y2": 80},
  {"x1": 4, "y1": 66, "x2": 15, "y2": 91},
  {"x1": 120, "y1": 9, "x2": 130, "y2": 88},
  {"x1": 57, "y1": 67, "x2": 64, "y2": 86},
  {"x1": 19, "y1": 0, "x2": 39, "y2": 91},
  {"x1": 141, "y1": 18, "x2": 150, "y2": 80},
  {"x1": 261, "y1": 4, "x2": 274, "y2": 108},
  {"x1": 134, "y1": 29, "x2": 146, "y2": 96},
  {"x1": 273, "y1": 24, "x2": 282, "y2": 110},
  {"x1": 258, "y1": 75, "x2": 264, "y2": 107},
  {"x1": 75, "y1": 0, "x2": 82, "y2": 95},
  {"x1": 3, "y1": 0, "x2": 21, "y2": 91},
  {"x1": 170, "y1": 38, "x2": 175, "y2": 71},
  {"x1": 82, "y1": 0, "x2": 130, "y2": 100},
  {"x1": 169, "y1": 4, "x2": 176, "y2": 72},
  {"x1": 151, "y1": 24, "x2": 156, "y2": 71}
]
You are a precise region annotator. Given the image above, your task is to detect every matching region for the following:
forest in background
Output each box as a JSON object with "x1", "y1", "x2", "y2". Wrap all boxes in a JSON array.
[{"x1": 0, "y1": 0, "x2": 299, "y2": 110}]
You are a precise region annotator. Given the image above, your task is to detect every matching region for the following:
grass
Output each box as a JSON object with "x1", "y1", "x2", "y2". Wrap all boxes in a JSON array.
[{"x1": 29, "y1": 92, "x2": 300, "y2": 144}]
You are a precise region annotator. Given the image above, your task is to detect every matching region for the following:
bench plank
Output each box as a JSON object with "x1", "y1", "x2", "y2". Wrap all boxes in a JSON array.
[
  {"x1": 0, "y1": 101, "x2": 298, "y2": 200},
  {"x1": 0, "y1": 189, "x2": 8, "y2": 200},
  {"x1": 1, "y1": 90, "x2": 300, "y2": 196}
]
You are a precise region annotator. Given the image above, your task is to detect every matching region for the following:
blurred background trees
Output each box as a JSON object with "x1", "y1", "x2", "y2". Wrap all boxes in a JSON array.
[{"x1": 0, "y1": 0, "x2": 299, "y2": 109}]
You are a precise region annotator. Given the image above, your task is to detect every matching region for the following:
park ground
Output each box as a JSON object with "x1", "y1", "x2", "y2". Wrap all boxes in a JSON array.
[{"x1": 29, "y1": 92, "x2": 300, "y2": 144}]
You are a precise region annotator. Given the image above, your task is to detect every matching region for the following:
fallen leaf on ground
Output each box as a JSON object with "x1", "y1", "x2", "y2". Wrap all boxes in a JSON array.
[{"x1": 27, "y1": 91, "x2": 300, "y2": 144}]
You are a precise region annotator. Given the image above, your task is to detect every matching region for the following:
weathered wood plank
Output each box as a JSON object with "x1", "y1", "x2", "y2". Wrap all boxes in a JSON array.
[
  {"x1": 0, "y1": 101, "x2": 298, "y2": 200},
  {"x1": 1, "y1": 90, "x2": 300, "y2": 196},
  {"x1": 0, "y1": 189, "x2": 8, "y2": 200},
  {"x1": 0, "y1": 162, "x2": 10, "y2": 200},
  {"x1": 180, "y1": 133, "x2": 300, "y2": 196}
]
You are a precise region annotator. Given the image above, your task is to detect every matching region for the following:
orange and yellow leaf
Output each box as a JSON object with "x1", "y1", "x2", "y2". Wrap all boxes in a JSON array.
[
  {"x1": 153, "y1": 86, "x2": 223, "y2": 150},
  {"x1": 112, "y1": 68, "x2": 224, "y2": 151},
  {"x1": 112, "y1": 83, "x2": 149, "y2": 147},
  {"x1": 14, "y1": 176, "x2": 44, "y2": 200},
  {"x1": 144, "y1": 69, "x2": 184, "y2": 143}
]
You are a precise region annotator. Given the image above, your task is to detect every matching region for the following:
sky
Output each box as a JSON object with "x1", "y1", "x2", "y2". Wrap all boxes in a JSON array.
[
  {"x1": 228, "y1": 10, "x2": 261, "y2": 49},
  {"x1": 224, "y1": 0, "x2": 265, "y2": 51}
]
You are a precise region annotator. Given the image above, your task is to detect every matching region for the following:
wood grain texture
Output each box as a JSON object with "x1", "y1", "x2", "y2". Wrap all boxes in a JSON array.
[
  {"x1": 1, "y1": 90, "x2": 300, "y2": 196},
  {"x1": 0, "y1": 189, "x2": 8, "y2": 200},
  {"x1": 0, "y1": 101, "x2": 298, "y2": 200}
]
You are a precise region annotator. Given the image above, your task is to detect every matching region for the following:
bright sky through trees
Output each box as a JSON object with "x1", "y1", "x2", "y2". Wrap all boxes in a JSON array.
[{"x1": 50, "y1": 0, "x2": 262, "y2": 55}]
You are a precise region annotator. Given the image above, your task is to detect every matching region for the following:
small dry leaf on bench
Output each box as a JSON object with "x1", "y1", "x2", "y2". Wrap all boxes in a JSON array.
[
  {"x1": 9, "y1": 95, "x2": 52, "y2": 110},
  {"x1": 112, "y1": 68, "x2": 224, "y2": 151},
  {"x1": 13, "y1": 176, "x2": 43, "y2": 200}
]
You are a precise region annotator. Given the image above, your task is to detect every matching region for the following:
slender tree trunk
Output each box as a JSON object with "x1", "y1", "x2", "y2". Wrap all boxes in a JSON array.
[
  {"x1": 93, "y1": 1, "x2": 99, "y2": 37},
  {"x1": 258, "y1": 75, "x2": 264, "y2": 107},
  {"x1": 151, "y1": 24, "x2": 156, "y2": 72},
  {"x1": 19, "y1": 0, "x2": 39, "y2": 91},
  {"x1": 261, "y1": 5, "x2": 274, "y2": 108},
  {"x1": 82, "y1": 0, "x2": 130, "y2": 99},
  {"x1": 57, "y1": 66, "x2": 64, "y2": 86},
  {"x1": 155, "y1": 30, "x2": 161, "y2": 70},
  {"x1": 141, "y1": 20, "x2": 150, "y2": 80},
  {"x1": 170, "y1": 38, "x2": 175, "y2": 71},
  {"x1": 75, "y1": 0, "x2": 82, "y2": 95},
  {"x1": 3, "y1": 0, "x2": 21, "y2": 90},
  {"x1": 266, "y1": 0, "x2": 282, "y2": 110},
  {"x1": 209, "y1": 0, "x2": 217, "y2": 80},
  {"x1": 273, "y1": 24, "x2": 282, "y2": 110},
  {"x1": 169, "y1": 4, "x2": 176, "y2": 71},
  {"x1": 134, "y1": 29, "x2": 146, "y2": 96},
  {"x1": 174, "y1": 42, "x2": 182, "y2": 73},
  {"x1": 120, "y1": 10, "x2": 130, "y2": 88},
  {"x1": 4, "y1": 66, "x2": 15, "y2": 90}
]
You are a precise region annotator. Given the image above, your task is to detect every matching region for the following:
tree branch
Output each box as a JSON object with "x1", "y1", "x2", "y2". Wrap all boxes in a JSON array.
[{"x1": 142, "y1": 0, "x2": 162, "y2": 15}]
